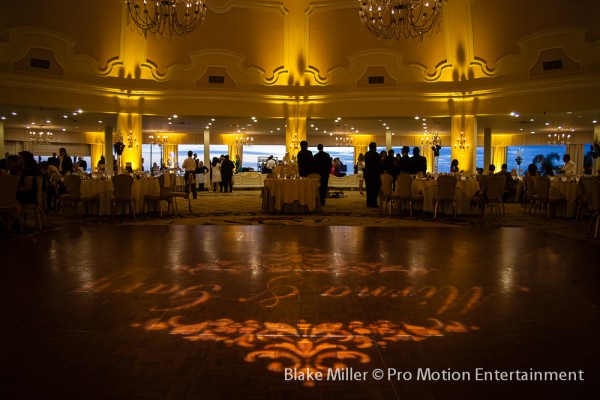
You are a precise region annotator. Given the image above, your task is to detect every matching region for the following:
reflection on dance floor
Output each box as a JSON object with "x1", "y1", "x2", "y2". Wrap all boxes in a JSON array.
[{"x1": 3, "y1": 225, "x2": 598, "y2": 399}]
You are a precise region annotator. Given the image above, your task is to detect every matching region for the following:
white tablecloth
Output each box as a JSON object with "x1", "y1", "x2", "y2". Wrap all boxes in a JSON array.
[
  {"x1": 262, "y1": 178, "x2": 320, "y2": 213},
  {"x1": 549, "y1": 181, "x2": 578, "y2": 218},
  {"x1": 411, "y1": 179, "x2": 480, "y2": 215},
  {"x1": 80, "y1": 178, "x2": 160, "y2": 215}
]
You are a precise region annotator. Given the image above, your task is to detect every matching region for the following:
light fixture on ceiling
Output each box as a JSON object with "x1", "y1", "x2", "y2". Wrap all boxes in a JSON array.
[
  {"x1": 124, "y1": 0, "x2": 209, "y2": 38},
  {"x1": 235, "y1": 128, "x2": 254, "y2": 147},
  {"x1": 148, "y1": 133, "x2": 168, "y2": 145},
  {"x1": 29, "y1": 130, "x2": 53, "y2": 145},
  {"x1": 547, "y1": 126, "x2": 572, "y2": 145},
  {"x1": 358, "y1": 0, "x2": 446, "y2": 40},
  {"x1": 331, "y1": 124, "x2": 354, "y2": 147}
]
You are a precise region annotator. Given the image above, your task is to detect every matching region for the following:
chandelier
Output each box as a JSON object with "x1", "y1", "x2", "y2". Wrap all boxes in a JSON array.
[
  {"x1": 148, "y1": 133, "x2": 168, "y2": 145},
  {"x1": 124, "y1": 1, "x2": 209, "y2": 37},
  {"x1": 421, "y1": 131, "x2": 442, "y2": 147},
  {"x1": 454, "y1": 131, "x2": 469, "y2": 151},
  {"x1": 29, "y1": 130, "x2": 53, "y2": 145},
  {"x1": 235, "y1": 128, "x2": 254, "y2": 147},
  {"x1": 335, "y1": 136, "x2": 353, "y2": 147},
  {"x1": 358, "y1": 0, "x2": 446, "y2": 40},
  {"x1": 547, "y1": 127, "x2": 572, "y2": 145}
]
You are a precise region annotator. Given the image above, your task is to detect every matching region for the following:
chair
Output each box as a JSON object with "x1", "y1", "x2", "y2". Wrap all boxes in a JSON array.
[
  {"x1": 434, "y1": 175, "x2": 457, "y2": 218},
  {"x1": 392, "y1": 174, "x2": 422, "y2": 217},
  {"x1": 379, "y1": 172, "x2": 393, "y2": 215},
  {"x1": 111, "y1": 174, "x2": 136, "y2": 218},
  {"x1": 0, "y1": 175, "x2": 22, "y2": 232},
  {"x1": 581, "y1": 177, "x2": 600, "y2": 238},
  {"x1": 522, "y1": 176, "x2": 536, "y2": 214},
  {"x1": 21, "y1": 175, "x2": 44, "y2": 229},
  {"x1": 143, "y1": 174, "x2": 175, "y2": 217},
  {"x1": 576, "y1": 177, "x2": 598, "y2": 222},
  {"x1": 171, "y1": 173, "x2": 193, "y2": 212},
  {"x1": 529, "y1": 176, "x2": 566, "y2": 219},
  {"x1": 56, "y1": 174, "x2": 99, "y2": 215},
  {"x1": 307, "y1": 173, "x2": 321, "y2": 180},
  {"x1": 483, "y1": 175, "x2": 506, "y2": 218}
]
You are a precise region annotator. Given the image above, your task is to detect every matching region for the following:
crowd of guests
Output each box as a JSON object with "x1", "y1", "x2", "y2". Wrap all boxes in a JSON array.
[{"x1": 179, "y1": 151, "x2": 241, "y2": 196}]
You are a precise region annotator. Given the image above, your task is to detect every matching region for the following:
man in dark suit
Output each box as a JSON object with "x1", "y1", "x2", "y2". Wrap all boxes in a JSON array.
[
  {"x1": 220, "y1": 155, "x2": 235, "y2": 192},
  {"x1": 313, "y1": 144, "x2": 331, "y2": 206},
  {"x1": 410, "y1": 146, "x2": 427, "y2": 175},
  {"x1": 383, "y1": 148, "x2": 398, "y2": 190},
  {"x1": 397, "y1": 146, "x2": 411, "y2": 174},
  {"x1": 364, "y1": 141, "x2": 382, "y2": 208},
  {"x1": 47, "y1": 152, "x2": 59, "y2": 167},
  {"x1": 296, "y1": 140, "x2": 314, "y2": 177}
]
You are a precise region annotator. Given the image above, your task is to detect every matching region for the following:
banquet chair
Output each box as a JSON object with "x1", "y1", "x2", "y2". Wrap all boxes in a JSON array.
[
  {"x1": 143, "y1": 174, "x2": 174, "y2": 217},
  {"x1": 111, "y1": 174, "x2": 136, "y2": 218},
  {"x1": 392, "y1": 174, "x2": 422, "y2": 217},
  {"x1": 56, "y1": 174, "x2": 99, "y2": 215},
  {"x1": 379, "y1": 172, "x2": 394, "y2": 215},
  {"x1": 21, "y1": 175, "x2": 44, "y2": 230},
  {"x1": 482, "y1": 175, "x2": 506, "y2": 218},
  {"x1": 307, "y1": 173, "x2": 321, "y2": 180},
  {"x1": 576, "y1": 177, "x2": 598, "y2": 223},
  {"x1": 529, "y1": 176, "x2": 566, "y2": 219},
  {"x1": 0, "y1": 175, "x2": 22, "y2": 232},
  {"x1": 522, "y1": 176, "x2": 536, "y2": 214},
  {"x1": 434, "y1": 175, "x2": 457, "y2": 219},
  {"x1": 171, "y1": 173, "x2": 193, "y2": 212},
  {"x1": 585, "y1": 178, "x2": 600, "y2": 238}
]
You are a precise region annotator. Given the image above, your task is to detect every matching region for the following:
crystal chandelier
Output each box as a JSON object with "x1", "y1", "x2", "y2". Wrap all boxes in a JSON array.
[
  {"x1": 547, "y1": 126, "x2": 572, "y2": 145},
  {"x1": 235, "y1": 128, "x2": 254, "y2": 147},
  {"x1": 335, "y1": 136, "x2": 354, "y2": 147},
  {"x1": 124, "y1": 1, "x2": 209, "y2": 37},
  {"x1": 454, "y1": 131, "x2": 469, "y2": 151},
  {"x1": 29, "y1": 130, "x2": 53, "y2": 145},
  {"x1": 421, "y1": 131, "x2": 442, "y2": 147},
  {"x1": 148, "y1": 133, "x2": 168, "y2": 145},
  {"x1": 358, "y1": 0, "x2": 446, "y2": 40}
]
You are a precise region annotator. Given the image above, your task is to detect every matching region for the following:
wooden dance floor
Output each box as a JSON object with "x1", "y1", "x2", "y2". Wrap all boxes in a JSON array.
[{"x1": 2, "y1": 225, "x2": 599, "y2": 399}]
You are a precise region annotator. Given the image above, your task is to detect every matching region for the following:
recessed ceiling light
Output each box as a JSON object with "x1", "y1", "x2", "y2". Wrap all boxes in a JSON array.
[
  {"x1": 172, "y1": 114, "x2": 178, "y2": 118},
  {"x1": 593, "y1": 120, "x2": 598, "y2": 124},
  {"x1": 62, "y1": 128, "x2": 66, "y2": 132},
  {"x1": 77, "y1": 109, "x2": 83, "y2": 113},
  {"x1": 11, "y1": 112, "x2": 17, "y2": 116},
  {"x1": 0, "y1": 116, "x2": 5, "y2": 120}
]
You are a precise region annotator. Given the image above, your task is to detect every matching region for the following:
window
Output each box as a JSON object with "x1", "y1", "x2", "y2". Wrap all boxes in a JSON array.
[{"x1": 507, "y1": 145, "x2": 566, "y2": 175}]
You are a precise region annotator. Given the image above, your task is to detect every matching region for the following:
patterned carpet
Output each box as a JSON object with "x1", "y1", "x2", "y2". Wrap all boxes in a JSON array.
[{"x1": 7, "y1": 189, "x2": 597, "y2": 243}]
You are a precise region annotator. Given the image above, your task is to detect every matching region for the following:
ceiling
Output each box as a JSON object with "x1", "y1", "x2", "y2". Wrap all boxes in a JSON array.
[{"x1": 1, "y1": 104, "x2": 598, "y2": 141}]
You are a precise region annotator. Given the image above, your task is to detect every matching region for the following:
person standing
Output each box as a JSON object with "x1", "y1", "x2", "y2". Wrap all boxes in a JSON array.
[
  {"x1": 397, "y1": 146, "x2": 411, "y2": 175},
  {"x1": 364, "y1": 142, "x2": 382, "y2": 208},
  {"x1": 410, "y1": 146, "x2": 427, "y2": 175},
  {"x1": 58, "y1": 147, "x2": 73, "y2": 175},
  {"x1": 296, "y1": 140, "x2": 314, "y2": 177},
  {"x1": 313, "y1": 144, "x2": 331, "y2": 206},
  {"x1": 383, "y1": 149, "x2": 398, "y2": 190},
  {"x1": 47, "y1": 152, "x2": 59, "y2": 167},
  {"x1": 355, "y1": 153, "x2": 365, "y2": 195},
  {"x1": 220, "y1": 155, "x2": 235, "y2": 193},
  {"x1": 182, "y1": 151, "x2": 198, "y2": 199},
  {"x1": 210, "y1": 157, "x2": 222, "y2": 192},
  {"x1": 195, "y1": 161, "x2": 209, "y2": 192}
]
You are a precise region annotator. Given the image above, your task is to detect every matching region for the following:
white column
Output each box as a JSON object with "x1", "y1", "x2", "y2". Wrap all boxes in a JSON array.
[
  {"x1": 0, "y1": 122, "x2": 5, "y2": 156},
  {"x1": 104, "y1": 126, "x2": 113, "y2": 174},
  {"x1": 385, "y1": 128, "x2": 392, "y2": 150},
  {"x1": 204, "y1": 129, "x2": 210, "y2": 185}
]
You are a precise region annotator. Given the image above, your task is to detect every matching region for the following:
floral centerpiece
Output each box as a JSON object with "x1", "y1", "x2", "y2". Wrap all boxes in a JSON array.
[
  {"x1": 113, "y1": 139, "x2": 125, "y2": 156},
  {"x1": 432, "y1": 144, "x2": 441, "y2": 157}
]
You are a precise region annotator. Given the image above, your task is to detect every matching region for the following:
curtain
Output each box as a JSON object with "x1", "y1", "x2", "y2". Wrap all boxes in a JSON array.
[
  {"x1": 566, "y1": 144, "x2": 584, "y2": 174},
  {"x1": 492, "y1": 146, "x2": 507, "y2": 169}
]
